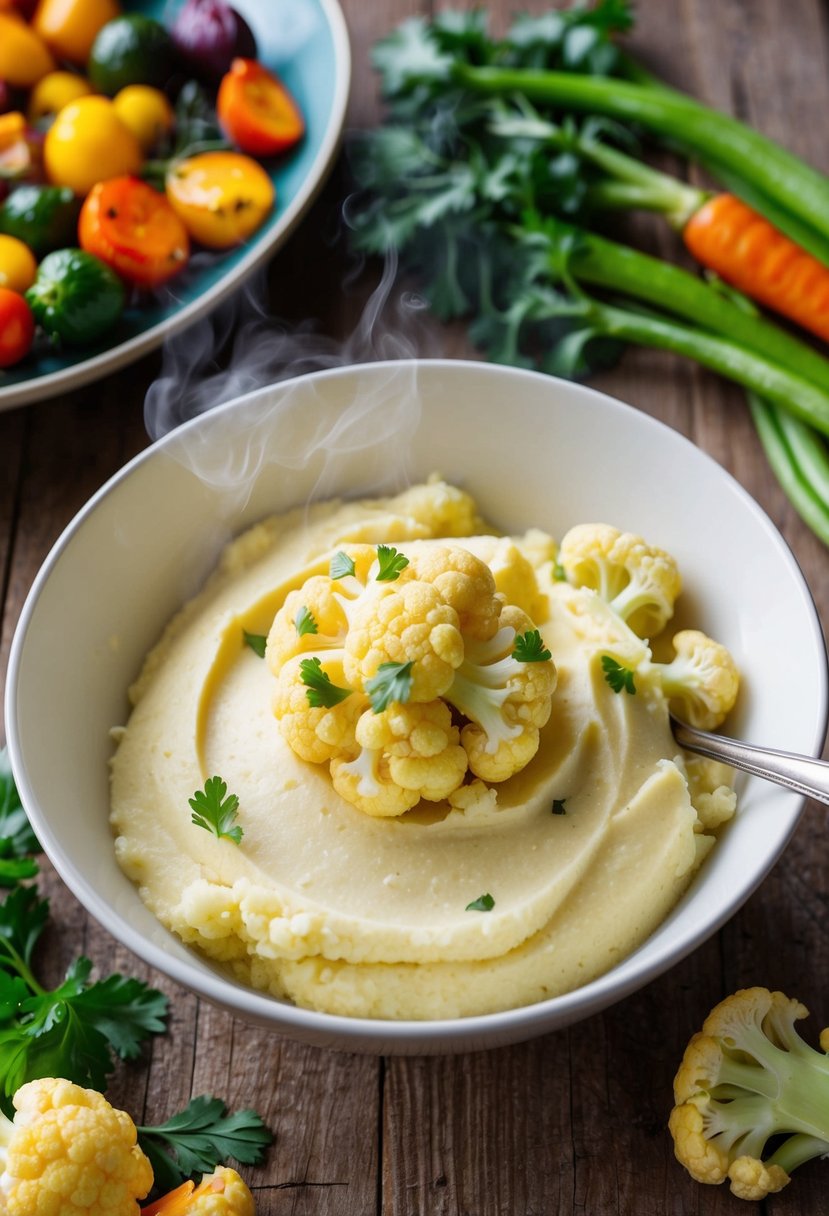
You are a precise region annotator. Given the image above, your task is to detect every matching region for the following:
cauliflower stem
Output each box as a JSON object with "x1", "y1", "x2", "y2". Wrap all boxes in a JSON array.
[{"x1": 669, "y1": 988, "x2": 829, "y2": 1201}]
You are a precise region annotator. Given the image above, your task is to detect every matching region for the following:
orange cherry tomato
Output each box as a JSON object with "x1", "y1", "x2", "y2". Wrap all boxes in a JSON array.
[
  {"x1": 165, "y1": 150, "x2": 274, "y2": 248},
  {"x1": 216, "y1": 58, "x2": 304, "y2": 157},
  {"x1": 79, "y1": 176, "x2": 190, "y2": 289},
  {"x1": 0, "y1": 285, "x2": 35, "y2": 367}
]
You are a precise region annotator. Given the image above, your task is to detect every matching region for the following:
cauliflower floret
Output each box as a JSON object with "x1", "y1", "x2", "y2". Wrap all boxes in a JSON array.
[
  {"x1": 343, "y1": 581, "x2": 464, "y2": 702},
  {"x1": 0, "y1": 1078, "x2": 153, "y2": 1216},
  {"x1": 357, "y1": 700, "x2": 468, "y2": 800},
  {"x1": 445, "y1": 605, "x2": 557, "y2": 782},
  {"x1": 272, "y1": 654, "x2": 366, "y2": 764},
  {"x1": 330, "y1": 701, "x2": 469, "y2": 817},
  {"x1": 389, "y1": 480, "x2": 484, "y2": 536},
  {"x1": 266, "y1": 575, "x2": 349, "y2": 669},
  {"x1": 683, "y1": 756, "x2": 737, "y2": 832},
  {"x1": 655, "y1": 629, "x2": 739, "y2": 730},
  {"x1": 668, "y1": 988, "x2": 829, "y2": 1201},
  {"x1": 558, "y1": 522, "x2": 681, "y2": 638},
  {"x1": 265, "y1": 545, "x2": 382, "y2": 671},
  {"x1": 144, "y1": 1167, "x2": 256, "y2": 1215},
  {"x1": 405, "y1": 545, "x2": 501, "y2": 640},
  {"x1": 457, "y1": 536, "x2": 547, "y2": 623}
]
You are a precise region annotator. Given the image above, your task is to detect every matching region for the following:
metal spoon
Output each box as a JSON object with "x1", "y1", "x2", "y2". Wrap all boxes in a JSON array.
[{"x1": 671, "y1": 716, "x2": 829, "y2": 806}]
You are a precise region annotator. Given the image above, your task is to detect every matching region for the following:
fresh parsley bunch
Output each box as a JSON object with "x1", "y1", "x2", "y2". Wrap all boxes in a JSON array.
[
  {"x1": 0, "y1": 885, "x2": 168, "y2": 1107},
  {"x1": 138, "y1": 1095, "x2": 274, "y2": 1194},
  {"x1": 0, "y1": 749, "x2": 40, "y2": 887}
]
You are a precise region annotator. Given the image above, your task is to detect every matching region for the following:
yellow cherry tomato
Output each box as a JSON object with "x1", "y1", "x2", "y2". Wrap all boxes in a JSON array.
[
  {"x1": 165, "y1": 151, "x2": 275, "y2": 249},
  {"x1": 44, "y1": 95, "x2": 143, "y2": 195},
  {"x1": 27, "y1": 70, "x2": 93, "y2": 124},
  {"x1": 0, "y1": 235, "x2": 37, "y2": 293},
  {"x1": 0, "y1": 12, "x2": 56, "y2": 88},
  {"x1": 33, "y1": 0, "x2": 121, "y2": 64},
  {"x1": 112, "y1": 85, "x2": 173, "y2": 153}
]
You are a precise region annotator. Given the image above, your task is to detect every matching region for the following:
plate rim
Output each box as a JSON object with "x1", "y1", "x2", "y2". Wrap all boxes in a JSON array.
[{"x1": 0, "y1": 0, "x2": 352, "y2": 413}]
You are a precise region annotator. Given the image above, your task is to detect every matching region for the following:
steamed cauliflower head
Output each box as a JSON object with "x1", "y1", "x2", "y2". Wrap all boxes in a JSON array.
[
  {"x1": 0, "y1": 1077, "x2": 153, "y2": 1216},
  {"x1": 268, "y1": 541, "x2": 556, "y2": 815}
]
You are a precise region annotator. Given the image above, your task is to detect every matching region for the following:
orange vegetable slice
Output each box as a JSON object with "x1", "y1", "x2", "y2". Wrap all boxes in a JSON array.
[
  {"x1": 165, "y1": 150, "x2": 275, "y2": 248},
  {"x1": 79, "y1": 176, "x2": 190, "y2": 289},
  {"x1": 217, "y1": 57, "x2": 304, "y2": 157}
]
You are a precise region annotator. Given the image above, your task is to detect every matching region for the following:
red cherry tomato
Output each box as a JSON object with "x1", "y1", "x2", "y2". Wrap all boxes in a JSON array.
[
  {"x1": 0, "y1": 285, "x2": 34, "y2": 367},
  {"x1": 216, "y1": 57, "x2": 304, "y2": 157},
  {"x1": 79, "y1": 176, "x2": 190, "y2": 289}
]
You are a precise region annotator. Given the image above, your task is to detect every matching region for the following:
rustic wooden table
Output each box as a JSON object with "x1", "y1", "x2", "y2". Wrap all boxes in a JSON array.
[{"x1": 2, "y1": 1, "x2": 829, "y2": 1212}]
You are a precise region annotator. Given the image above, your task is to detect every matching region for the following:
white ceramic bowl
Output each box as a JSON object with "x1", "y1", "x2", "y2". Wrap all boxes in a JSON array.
[{"x1": 6, "y1": 360, "x2": 827, "y2": 1053}]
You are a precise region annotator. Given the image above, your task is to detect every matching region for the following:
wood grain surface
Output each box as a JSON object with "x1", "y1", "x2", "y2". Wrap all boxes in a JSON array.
[{"x1": 2, "y1": 2, "x2": 829, "y2": 1213}]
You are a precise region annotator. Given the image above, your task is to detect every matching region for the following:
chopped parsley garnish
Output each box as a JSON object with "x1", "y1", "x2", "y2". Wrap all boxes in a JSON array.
[
  {"x1": 375, "y1": 544, "x2": 409, "y2": 581},
  {"x1": 137, "y1": 1095, "x2": 274, "y2": 1195},
  {"x1": 602, "y1": 655, "x2": 637, "y2": 695},
  {"x1": 552, "y1": 799, "x2": 567, "y2": 815},
  {"x1": 330, "y1": 550, "x2": 356, "y2": 579},
  {"x1": 465, "y1": 893, "x2": 495, "y2": 912},
  {"x1": 243, "y1": 630, "x2": 267, "y2": 658},
  {"x1": 552, "y1": 560, "x2": 568, "y2": 582},
  {"x1": 295, "y1": 605, "x2": 318, "y2": 637},
  {"x1": 366, "y1": 660, "x2": 414, "y2": 713},
  {"x1": 512, "y1": 629, "x2": 552, "y2": 663},
  {"x1": 299, "y1": 657, "x2": 353, "y2": 708},
  {"x1": 189, "y1": 776, "x2": 244, "y2": 844}
]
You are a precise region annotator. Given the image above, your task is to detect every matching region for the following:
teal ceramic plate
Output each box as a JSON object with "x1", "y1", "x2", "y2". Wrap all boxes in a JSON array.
[{"x1": 0, "y1": 0, "x2": 350, "y2": 410}]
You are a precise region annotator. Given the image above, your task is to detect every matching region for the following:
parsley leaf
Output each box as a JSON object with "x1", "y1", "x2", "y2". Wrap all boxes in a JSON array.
[
  {"x1": 552, "y1": 799, "x2": 567, "y2": 815},
  {"x1": 601, "y1": 655, "x2": 636, "y2": 695},
  {"x1": 328, "y1": 554, "x2": 354, "y2": 581},
  {"x1": 512, "y1": 629, "x2": 552, "y2": 663},
  {"x1": 330, "y1": 550, "x2": 356, "y2": 579},
  {"x1": 375, "y1": 545, "x2": 410, "y2": 581},
  {"x1": 0, "y1": 749, "x2": 39, "y2": 887},
  {"x1": 189, "y1": 776, "x2": 244, "y2": 844},
  {"x1": 465, "y1": 893, "x2": 495, "y2": 912},
  {"x1": 295, "y1": 605, "x2": 318, "y2": 637},
  {"x1": 243, "y1": 630, "x2": 267, "y2": 658},
  {"x1": 138, "y1": 1095, "x2": 274, "y2": 1194},
  {"x1": 300, "y1": 657, "x2": 353, "y2": 708},
  {"x1": 0, "y1": 889, "x2": 168, "y2": 1108},
  {"x1": 366, "y1": 661, "x2": 414, "y2": 713}
]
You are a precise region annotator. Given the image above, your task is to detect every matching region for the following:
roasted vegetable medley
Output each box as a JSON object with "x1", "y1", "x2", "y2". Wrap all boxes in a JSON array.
[{"x1": 0, "y1": 0, "x2": 305, "y2": 366}]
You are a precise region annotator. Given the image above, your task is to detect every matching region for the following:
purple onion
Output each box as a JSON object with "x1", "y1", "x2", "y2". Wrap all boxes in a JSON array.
[{"x1": 171, "y1": 0, "x2": 258, "y2": 83}]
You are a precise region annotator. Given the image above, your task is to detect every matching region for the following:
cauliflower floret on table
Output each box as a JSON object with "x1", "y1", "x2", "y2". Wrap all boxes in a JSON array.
[
  {"x1": 0, "y1": 1077, "x2": 153, "y2": 1216},
  {"x1": 445, "y1": 605, "x2": 557, "y2": 782},
  {"x1": 558, "y1": 522, "x2": 681, "y2": 639},
  {"x1": 654, "y1": 629, "x2": 739, "y2": 730},
  {"x1": 668, "y1": 987, "x2": 829, "y2": 1201},
  {"x1": 142, "y1": 1167, "x2": 255, "y2": 1215}
]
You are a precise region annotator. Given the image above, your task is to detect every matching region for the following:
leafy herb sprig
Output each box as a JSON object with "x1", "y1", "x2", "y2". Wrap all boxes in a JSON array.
[
  {"x1": 512, "y1": 629, "x2": 552, "y2": 663},
  {"x1": 0, "y1": 750, "x2": 40, "y2": 887},
  {"x1": 300, "y1": 657, "x2": 353, "y2": 708},
  {"x1": 376, "y1": 545, "x2": 410, "y2": 581},
  {"x1": 602, "y1": 654, "x2": 636, "y2": 694},
  {"x1": 466, "y1": 893, "x2": 495, "y2": 912},
  {"x1": 243, "y1": 630, "x2": 267, "y2": 658},
  {"x1": 138, "y1": 1094, "x2": 274, "y2": 1194},
  {"x1": 366, "y1": 660, "x2": 414, "y2": 713},
  {"x1": 0, "y1": 885, "x2": 168, "y2": 1108},
  {"x1": 330, "y1": 550, "x2": 356, "y2": 579},
  {"x1": 189, "y1": 776, "x2": 244, "y2": 844},
  {"x1": 295, "y1": 605, "x2": 319, "y2": 637}
]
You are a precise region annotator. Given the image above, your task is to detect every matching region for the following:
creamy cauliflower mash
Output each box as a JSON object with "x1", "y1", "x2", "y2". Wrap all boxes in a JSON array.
[{"x1": 110, "y1": 480, "x2": 738, "y2": 1020}]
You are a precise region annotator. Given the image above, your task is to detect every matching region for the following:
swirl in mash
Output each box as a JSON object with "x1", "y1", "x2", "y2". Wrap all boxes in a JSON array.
[{"x1": 110, "y1": 480, "x2": 737, "y2": 1020}]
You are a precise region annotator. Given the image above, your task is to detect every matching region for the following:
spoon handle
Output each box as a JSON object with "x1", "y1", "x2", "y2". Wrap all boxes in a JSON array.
[{"x1": 672, "y1": 718, "x2": 829, "y2": 806}]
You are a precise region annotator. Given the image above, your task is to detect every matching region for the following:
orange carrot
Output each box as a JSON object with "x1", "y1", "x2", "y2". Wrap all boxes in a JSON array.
[
  {"x1": 683, "y1": 193, "x2": 829, "y2": 343},
  {"x1": 140, "y1": 1180, "x2": 195, "y2": 1216}
]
